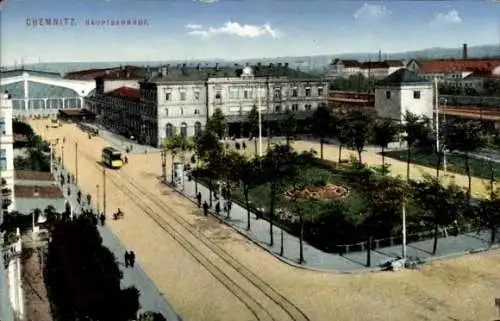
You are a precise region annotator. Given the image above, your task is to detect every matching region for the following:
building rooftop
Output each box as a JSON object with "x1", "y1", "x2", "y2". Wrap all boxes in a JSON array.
[
  {"x1": 377, "y1": 68, "x2": 429, "y2": 86},
  {"x1": 101, "y1": 66, "x2": 150, "y2": 80},
  {"x1": 147, "y1": 63, "x2": 321, "y2": 83},
  {"x1": 0, "y1": 69, "x2": 62, "y2": 79},
  {"x1": 15, "y1": 171, "x2": 53, "y2": 181},
  {"x1": 418, "y1": 59, "x2": 500, "y2": 73},
  {"x1": 58, "y1": 108, "x2": 95, "y2": 117},
  {"x1": 107, "y1": 87, "x2": 140, "y2": 101},
  {"x1": 14, "y1": 185, "x2": 64, "y2": 198}
]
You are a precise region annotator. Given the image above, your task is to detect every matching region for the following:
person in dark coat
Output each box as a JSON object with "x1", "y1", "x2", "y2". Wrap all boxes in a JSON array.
[
  {"x1": 196, "y1": 192, "x2": 202, "y2": 208},
  {"x1": 99, "y1": 213, "x2": 106, "y2": 226},
  {"x1": 202, "y1": 201, "x2": 209, "y2": 216},
  {"x1": 215, "y1": 202, "x2": 221, "y2": 215},
  {"x1": 129, "y1": 251, "x2": 136, "y2": 267},
  {"x1": 124, "y1": 251, "x2": 130, "y2": 268}
]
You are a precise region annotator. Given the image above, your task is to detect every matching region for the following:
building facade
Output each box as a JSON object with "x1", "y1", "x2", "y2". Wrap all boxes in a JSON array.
[
  {"x1": 87, "y1": 63, "x2": 328, "y2": 147},
  {"x1": 1, "y1": 92, "x2": 15, "y2": 214},
  {"x1": 417, "y1": 59, "x2": 500, "y2": 92},
  {"x1": 0, "y1": 70, "x2": 95, "y2": 118},
  {"x1": 375, "y1": 69, "x2": 433, "y2": 122},
  {"x1": 325, "y1": 59, "x2": 407, "y2": 80}
]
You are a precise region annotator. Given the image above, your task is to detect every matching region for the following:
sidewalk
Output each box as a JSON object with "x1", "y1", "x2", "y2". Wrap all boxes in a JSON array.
[
  {"x1": 175, "y1": 173, "x2": 496, "y2": 272},
  {"x1": 91, "y1": 124, "x2": 160, "y2": 155},
  {"x1": 53, "y1": 165, "x2": 181, "y2": 320}
]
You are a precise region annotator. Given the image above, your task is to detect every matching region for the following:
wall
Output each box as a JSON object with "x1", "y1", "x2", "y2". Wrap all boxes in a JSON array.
[
  {"x1": 1, "y1": 94, "x2": 15, "y2": 210},
  {"x1": 103, "y1": 80, "x2": 140, "y2": 93},
  {"x1": 375, "y1": 83, "x2": 433, "y2": 121}
]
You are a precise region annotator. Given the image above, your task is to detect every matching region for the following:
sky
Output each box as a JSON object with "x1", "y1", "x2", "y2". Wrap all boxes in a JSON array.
[{"x1": 0, "y1": 0, "x2": 499, "y2": 65}]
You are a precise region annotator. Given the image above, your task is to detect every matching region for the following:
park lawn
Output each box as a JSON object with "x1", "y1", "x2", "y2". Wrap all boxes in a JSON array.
[{"x1": 383, "y1": 149, "x2": 500, "y2": 181}]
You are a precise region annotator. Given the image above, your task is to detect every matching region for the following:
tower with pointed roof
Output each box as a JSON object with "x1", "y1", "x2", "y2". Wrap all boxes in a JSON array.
[{"x1": 375, "y1": 68, "x2": 433, "y2": 122}]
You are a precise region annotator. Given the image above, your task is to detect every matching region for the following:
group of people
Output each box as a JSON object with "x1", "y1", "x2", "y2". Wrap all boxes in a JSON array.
[
  {"x1": 124, "y1": 251, "x2": 136, "y2": 268},
  {"x1": 196, "y1": 191, "x2": 232, "y2": 217}
]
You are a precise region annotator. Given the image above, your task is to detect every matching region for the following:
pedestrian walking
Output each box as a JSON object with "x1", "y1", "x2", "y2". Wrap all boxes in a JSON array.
[
  {"x1": 129, "y1": 251, "x2": 136, "y2": 267},
  {"x1": 215, "y1": 202, "x2": 221, "y2": 215},
  {"x1": 99, "y1": 213, "x2": 106, "y2": 226},
  {"x1": 196, "y1": 192, "x2": 202, "y2": 208},
  {"x1": 124, "y1": 251, "x2": 130, "y2": 268},
  {"x1": 227, "y1": 200, "x2": 232, "y2": 214},
  {"x1": 202, "y1": 201, "x2": 209, "y2": 216}
]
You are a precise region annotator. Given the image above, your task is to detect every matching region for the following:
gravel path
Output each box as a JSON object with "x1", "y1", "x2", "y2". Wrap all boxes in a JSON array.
[{"x1": 30, "y1": 120, "x2": 500, "y2": 321}]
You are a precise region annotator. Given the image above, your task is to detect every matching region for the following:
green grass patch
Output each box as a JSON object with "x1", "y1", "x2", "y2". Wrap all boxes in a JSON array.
[{"x1": 383, "y1": 149, "x2": 500, "y2": 181}]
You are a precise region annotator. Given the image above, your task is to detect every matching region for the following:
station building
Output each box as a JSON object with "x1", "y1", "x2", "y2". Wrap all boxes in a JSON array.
[{"x1": 86, "y1": 63, "x2": 328, "y2": 147}]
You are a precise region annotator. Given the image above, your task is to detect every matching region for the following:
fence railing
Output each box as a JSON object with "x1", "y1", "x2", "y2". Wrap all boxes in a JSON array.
[{"x1": 332, "y1": 223, "x2": 480, "y2": 254}]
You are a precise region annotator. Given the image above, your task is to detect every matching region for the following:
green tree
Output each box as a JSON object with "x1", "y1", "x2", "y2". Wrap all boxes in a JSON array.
[
  {"x1": 233, "y1": 157, "x2": 259, "y2": 230},
  {"x1": 345, "y1": 109, "x2": 373, "y2": 163},
  {"x1": 475, "y1": 196, "x2": 500, "y2": 244},
  {"x1": 196, "y1": 130, "x2": 223, "y2": 206},
  {"x1": 163, "y1": 129, "x2": 184, "y2": 183},
  {"x1": 358, "y1": 173, "x2": 406, "y2": 266},
  {"x1": 311, "y1": 104, "x2": 333, "y2": 159},
  {"x1": 280, "y1": 109, "x2": 297, "y2": 147},
  {"x1": 247, "y1": 104, "x2": 260, "y2": 155},
  {"x1": 138, "y1": 312, "x2": 167, "y2": 321},
  {"x1": 411, "y1": 177, "x2": 467, "y2": 254},
  {"x1": 371, "y1": 118, "x2": 398, "y2": 172},
  {"x1": 262, "y1": 144, "x2": 298, "y2": 246},
  {"x1": 447, "y1": 120, "x2": 487, "y2": 199},
  {"x1": 335, "y1": 111, "x2": 350, "y2": 163},
  {"x1": 206, "y1": 108, "x2": 228, "y2": 139}
]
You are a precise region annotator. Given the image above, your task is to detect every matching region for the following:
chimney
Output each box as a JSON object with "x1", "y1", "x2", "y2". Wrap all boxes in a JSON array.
[
  {"x1": 462, "y1": 43, "x2": 468, "y2": 59},
  {"x1": 197, "y1": 63, "x2": 201, "y2": 71},
  {"x1": 146, "y1": 65, "x2": 151, "y2": 78},
  {"x1": 378, "y1": 50, "x2": 382, "y2": 62},
  {"x1": 215, "y1": 63, "x2": 220, "y2": 71}
]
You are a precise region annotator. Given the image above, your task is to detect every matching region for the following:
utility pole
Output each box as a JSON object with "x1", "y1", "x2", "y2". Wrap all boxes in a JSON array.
[
  {"x1": 96, "y1": 184, "x2": 100, "y2": 213},
  {"x1": 75, "y1": 142, "x2": 78, "y2": 185},
  {"x1": 434, "y1": 77, "x2": 440, "y2": 166},
  {"x1": 102, "y1": 168, "x2": 106, "y2": 215}
]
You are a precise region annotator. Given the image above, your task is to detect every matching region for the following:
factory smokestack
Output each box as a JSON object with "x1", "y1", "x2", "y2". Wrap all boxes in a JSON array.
[
  {"x1": 378, "y1": 50, "x2": 382, "y2": 61},
  {"x1": 462, "y1": 43, "x2": 468, "y2": 59}
]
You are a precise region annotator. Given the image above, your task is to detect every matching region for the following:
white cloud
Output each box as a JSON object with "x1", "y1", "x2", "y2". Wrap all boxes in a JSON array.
[
  {"x1": 185, "y1": 24, "x2": 203, "y2": 30},
  {"x1": 353, "y1": 3, "x2": 391, "y2": 20},
  {"x1": 186, "y1": 21, "x2": 283, "y2": 38},
  {"x1": 431, "y1": 9, "x2": 462, "y2": 25}
]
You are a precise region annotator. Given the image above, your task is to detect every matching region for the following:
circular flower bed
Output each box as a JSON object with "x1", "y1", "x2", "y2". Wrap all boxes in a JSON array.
[{"x1": 284, "y1": 183, "x2": 349, "y2": 201}]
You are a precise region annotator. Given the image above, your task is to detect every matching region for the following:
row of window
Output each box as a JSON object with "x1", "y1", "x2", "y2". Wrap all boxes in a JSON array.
[
  {"x1": 385, "y1": 91, "x2": 421, "y2": 99},
  {"x1": 0, "y1": 118, "x2": 5, "y2": 134},
  {"x1": 164, "y1": 108, "x2": 201, "y2": 117},
  {"x1": 0, "y1": 149, "x2": 6, "y2": 170},
  {"x1": 165, "y1": 122, "x2": 202, "y2": 138},
  {"x1": 164, "y1": 87, "x2": 324, "y2": 102}
]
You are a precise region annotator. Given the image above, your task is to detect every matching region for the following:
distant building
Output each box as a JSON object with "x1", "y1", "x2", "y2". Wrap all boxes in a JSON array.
[
  {"x1": 417, "y1": 59, "x2": 500, "y2": 92},
  {"x1": 375, "y1": 69, "x2": 433, "y2": 122},
  {"x1": 87, "y1": 63, "x2": 328, "y2": 147},
  {"x1": 1, "y1": 91, "x2": 15, "y2": 213},
  {"x1": 325, "y1": 59, "x2": 406, "y2": 80},
  {"x1": 13, "y1": 171, "x2": 65, "y2": 215}
]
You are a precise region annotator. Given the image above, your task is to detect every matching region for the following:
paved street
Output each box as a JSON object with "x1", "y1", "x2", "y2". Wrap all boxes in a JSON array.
[
  {"x1": 177, "y1": 173, "x2": 495, "y2": 272},
  {"x1": 53, "y1": 165, "x2": 181, "y2": 321}
]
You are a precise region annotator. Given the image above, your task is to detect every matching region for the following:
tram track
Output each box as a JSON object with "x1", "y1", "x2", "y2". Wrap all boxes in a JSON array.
[{"x1": 78, "y1": 149, "x2": 310, "y2": 321}]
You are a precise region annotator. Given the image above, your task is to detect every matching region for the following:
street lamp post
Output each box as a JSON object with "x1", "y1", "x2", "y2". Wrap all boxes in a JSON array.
[
  {"x1": 258, "y1": 92, "x2": 263, "y2": 157},
  {"x1": 441, "y1": 98, "x2": 448, "y2": 173},
  {"x1": 96, "y1": 184, "x2": 100, "y2": 213},
  {"x1": 61, "y1": 145, "x2": 65, "y2": 168},
  {"x1": 75, "y1": 142, "x2": 78, "y2": 185},
  {"x1": 102, "y1": 168, "x2": 106, "y2": 216}
]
